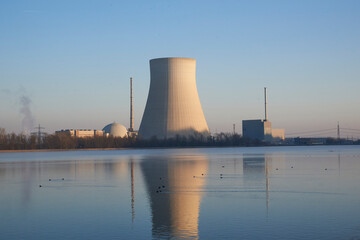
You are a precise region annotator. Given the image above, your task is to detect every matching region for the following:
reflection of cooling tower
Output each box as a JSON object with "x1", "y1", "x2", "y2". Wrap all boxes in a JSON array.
[
  {"x1": 139, "y1": 57, "x2": 210, "y2": 139},
  {"x1": 140, "y1": 155, "x2": 208, "y2": 239}
]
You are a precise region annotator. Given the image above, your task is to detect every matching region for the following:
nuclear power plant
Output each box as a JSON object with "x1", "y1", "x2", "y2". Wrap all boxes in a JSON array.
[
  {"x1": 102, "y1": 122, "x2": 128, "y2": 138},
  {"x1": 139, "y1": 57, "x2": 210, "y2": 139},
  {"x1": 242, "y1": 88, "x2": 285, "y2": 142},
  {"x1": 54, "y1": 58, "x2": 287, "y2": 143}
]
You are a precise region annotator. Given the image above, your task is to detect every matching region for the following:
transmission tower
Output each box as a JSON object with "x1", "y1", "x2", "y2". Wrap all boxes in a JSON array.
[
  {"x1": 32, "y1": 124, "x2": 46, "y2": 144},
  {"x1": 337, "y1": 122, "x2": 340, "y2": 140}
]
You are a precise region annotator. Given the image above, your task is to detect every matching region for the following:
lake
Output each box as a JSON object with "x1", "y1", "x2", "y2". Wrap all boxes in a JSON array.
[{"x1": 1, "y1": 146, "x2": 360, "y2": 239}]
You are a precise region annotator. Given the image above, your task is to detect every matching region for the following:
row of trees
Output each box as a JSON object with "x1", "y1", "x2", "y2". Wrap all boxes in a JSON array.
[
  {"x1": 2, "y1": 128, "x2": 359, "y2": 151},
  {"x1": 0, "y1": 128, "x2": 265, "y2": 150}
]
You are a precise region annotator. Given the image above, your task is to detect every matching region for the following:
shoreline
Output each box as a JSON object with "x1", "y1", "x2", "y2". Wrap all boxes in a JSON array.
[
  {"x1": 0, "y1": 144, "x2": 358, "y2": 153},
  {"x1": 0, "y1": 148, "x2": 132, "y2": 153}
]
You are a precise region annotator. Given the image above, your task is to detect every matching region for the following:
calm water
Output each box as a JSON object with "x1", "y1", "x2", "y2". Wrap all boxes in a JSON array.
[{"x1": 1, "y1": 146, "x2": 360, "y2": 239}]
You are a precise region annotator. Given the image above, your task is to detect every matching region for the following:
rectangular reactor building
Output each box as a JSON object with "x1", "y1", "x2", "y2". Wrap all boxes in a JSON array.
[{"x1": 242, "y1": 119, "x2": 284, "y2": 142}]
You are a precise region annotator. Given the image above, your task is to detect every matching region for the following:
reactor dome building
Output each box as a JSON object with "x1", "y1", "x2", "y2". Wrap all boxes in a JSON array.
[
  {"x1": 103, "y1": 122, "x2": 128, "y2": 138},
  {"x1": 139, "y1": 57, "x2": 210, "y2": 139}
]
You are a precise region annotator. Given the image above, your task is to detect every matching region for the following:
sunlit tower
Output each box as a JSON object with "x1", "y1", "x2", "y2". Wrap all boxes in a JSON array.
[
  {"x1": 129, "y1": 77, "x2": 134, "y2": 132},
  {"x1": 139, "y1": 57, "x2": 209, "y2": 139},
  {"x1": 264, "y1": 87, "x2": 268, "y2": 121}
]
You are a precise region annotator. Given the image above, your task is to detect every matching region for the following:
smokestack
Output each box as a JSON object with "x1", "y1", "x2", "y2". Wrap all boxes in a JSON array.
[
  {"x1": 130, "y1": 77, "x2": 134, "y2": 132},
  {"x1": 264, "y1": 87, "x2": 268, "y2": 121}
]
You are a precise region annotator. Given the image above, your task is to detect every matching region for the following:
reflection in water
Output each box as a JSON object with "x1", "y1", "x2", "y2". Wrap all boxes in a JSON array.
[
  {"x1": 242, "y1": 153, "x2": 286, "y2": 214},
  {"x1": 338, "y1": 153, "x2": 341, "y2": 176},
  {"x1": 130, "y1": 158, "x2": 135, "y2": 223},
  {"x1": 140, "y1": 155, "x2": 208, "y2": 239},
  {"x1": 0, "y1": 154, "x2": 208, "y2": 239},
  {"x1": 1, "y1": 148, "x2": 358, "y2": 239},
  {"x1": 0, "y1": 158, "x2": 130, "y2": 207},
  {"x1": 243, "y1": 154, "x2": 271, "y2": 212}
]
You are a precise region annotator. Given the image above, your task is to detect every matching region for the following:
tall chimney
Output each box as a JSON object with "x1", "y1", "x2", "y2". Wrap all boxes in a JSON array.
[
  {"x1": 264, "y1": 87, "x2": 268, "y2": 121},
  {"x1": 130, "y1": 77, "x2": 134, "y2": 132}
]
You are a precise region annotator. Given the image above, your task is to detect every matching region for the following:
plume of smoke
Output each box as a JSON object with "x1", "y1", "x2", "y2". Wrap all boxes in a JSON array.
[{"x1": 20, "y1": 95, "x2": 35, "y2": 135}]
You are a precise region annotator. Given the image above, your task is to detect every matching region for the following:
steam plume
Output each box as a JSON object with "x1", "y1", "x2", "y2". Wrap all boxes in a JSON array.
[{"x1": 20, "y1": 95, "x2": 34, "y2": 135}]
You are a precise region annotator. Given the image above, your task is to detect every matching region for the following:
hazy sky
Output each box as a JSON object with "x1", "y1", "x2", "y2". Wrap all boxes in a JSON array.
[{"x1": 1, "y1": 0, "x2": 359, "y2": 138}]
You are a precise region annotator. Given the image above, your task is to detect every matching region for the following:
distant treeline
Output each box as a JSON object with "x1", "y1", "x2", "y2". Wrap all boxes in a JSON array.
[
  {"x1": 0, "y1": 128, "x2": 265, "y2": 150},
  {"x1": 1, "y1": 128, "x2": 358, "y2": 151}
]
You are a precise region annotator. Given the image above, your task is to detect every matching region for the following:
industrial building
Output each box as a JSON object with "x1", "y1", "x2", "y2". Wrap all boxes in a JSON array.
[
  {"x1": 242, "y1": 88, "x2": 285, "y2": 142},
  {"x1": 55, "y1": 129, "x2": 104, "y2": 138},
  {"x1": 102, "y1": 77, "x2": 137, "y2": 138},
  {"x1": 242, "y1": 119, "x2": 285, "y2": 141},
  {"x1": 56, "y1": 125, "x2": 129, "y2": 138},
  {"x1": 139, "y1": 57, "x2": 210, "y2": 139},
  {"x1": 56, "y1": 77, "x2": 138, "y2": 139},
  {"x1": 102, "y1": 122, "x2": 128, "y2": 138}
]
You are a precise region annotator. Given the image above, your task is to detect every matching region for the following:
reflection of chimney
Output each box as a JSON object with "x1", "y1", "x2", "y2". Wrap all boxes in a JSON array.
[
  {"x1": 129, "y1": 77, "x2": 134, "y2": 132},
  {"x1": 243, "y1": 154, "x2": 270, "y2": 215},
  {"x1": 264, "y1": 87, "x2": 268, "y2": 121},
  {"x1": 130, "y1": 158, "x2": 135, "y2": 223},
  {"x1": 265, "y1": 155, "x2": 270, "y2": 215}
]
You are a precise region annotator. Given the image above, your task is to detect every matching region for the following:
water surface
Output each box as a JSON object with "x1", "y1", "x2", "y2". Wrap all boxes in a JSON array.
[{"x1": 1, "y1": 146, "x2": 360, "y2": 239}]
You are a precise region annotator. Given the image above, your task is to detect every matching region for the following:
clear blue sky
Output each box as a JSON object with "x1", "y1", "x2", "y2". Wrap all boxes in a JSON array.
[{"x1": 1, "y1": 0, "x2": 359, "y2": 138}]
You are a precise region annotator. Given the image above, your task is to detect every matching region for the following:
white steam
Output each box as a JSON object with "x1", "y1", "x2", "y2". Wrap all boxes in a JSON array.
[{"x1": 20, "y1": 95, "x2": 35, "y2": 135}]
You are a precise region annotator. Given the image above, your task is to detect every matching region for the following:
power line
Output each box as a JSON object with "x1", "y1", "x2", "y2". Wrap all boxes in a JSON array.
[
  {"x1": 31, "y1": 124, "x2": 46, "y2": 144},
  {"x1": 286, "y1": 128, "x2": 336, "y2": 136},
  {"x1": 341, "y1": 128, "x2": 360, "y2": 132},
  {"x1": 340, "y1": 130, "x2": 360, "y2": 135},
  {"x1": 291, "y1": 132, "x2": 335, "y2": 137}
]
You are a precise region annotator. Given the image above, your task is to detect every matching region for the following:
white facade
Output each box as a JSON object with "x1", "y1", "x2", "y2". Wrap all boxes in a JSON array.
[
  {"x1": 271, "y1": 128, "x2": 285, "y2": 140},
  {"x1": 139, "y1": 57, "x2": 210, "y2": 139},
  {"x1": 103, "y1": 122, "x2": 128, "y2": 138},
  {"x1": 55, "y1": 129, "x2": 104, "y2": 138}
]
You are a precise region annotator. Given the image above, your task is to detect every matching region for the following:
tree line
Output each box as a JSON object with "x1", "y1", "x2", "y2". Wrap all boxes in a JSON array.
[{"x1": 0, "y1": 128, "x2": 266, "y2": 150}]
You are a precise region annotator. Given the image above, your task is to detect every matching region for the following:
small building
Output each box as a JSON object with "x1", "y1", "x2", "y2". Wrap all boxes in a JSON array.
[
  {"x1": 271, "y1": 128, "x2": 285, "y2": 141},
  {"x1": 127, "y1": 130, "x2": 138, "y2": 138},
  {"x1": 293, "y1": 137, "x2": 327, "y2": 145},
  {"x1": 242, "y1": 88, "x2": 285, "y2": 143}
]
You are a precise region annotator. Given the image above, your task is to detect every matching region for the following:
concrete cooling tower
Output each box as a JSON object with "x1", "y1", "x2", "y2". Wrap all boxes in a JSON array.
[{"x1": 139, "y1": 57, "x2": 210, "y2": 139}]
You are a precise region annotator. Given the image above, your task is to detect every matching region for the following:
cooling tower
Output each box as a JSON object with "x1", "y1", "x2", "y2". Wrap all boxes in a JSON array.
[{"x1": 139, "y1": 57, "x2": 210, "y2": 139}]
